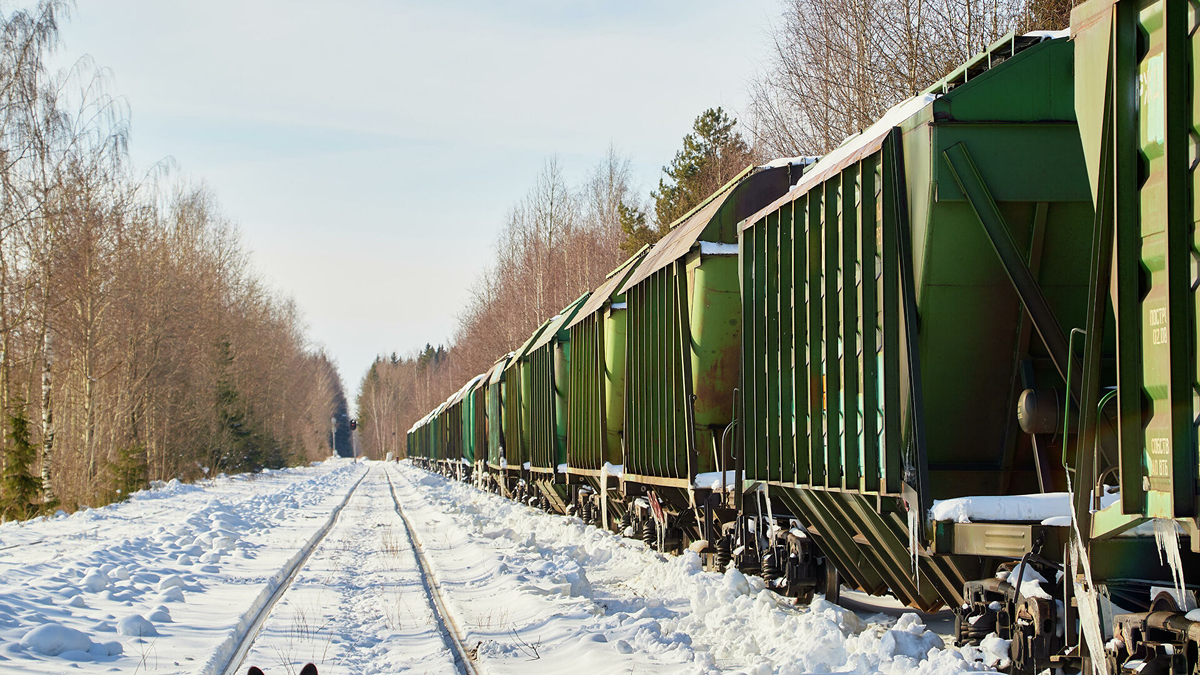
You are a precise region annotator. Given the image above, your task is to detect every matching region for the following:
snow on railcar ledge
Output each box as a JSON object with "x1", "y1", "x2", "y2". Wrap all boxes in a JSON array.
[
  {"x1": 693, "y1": 470, "x2": 744, "y2": 491},
  {"x1": 761, "y1": 155, "x2": 820, "y2": 169},
  {"x1": 1023, "y1": 28, "x2": 1069, "y2": 40},
  {"x1": 929, "y1": 491, "x2": 1120, "y2": 524},
  {"x1": 697, "y1": 240, "x2": 739, "y2": 256}
]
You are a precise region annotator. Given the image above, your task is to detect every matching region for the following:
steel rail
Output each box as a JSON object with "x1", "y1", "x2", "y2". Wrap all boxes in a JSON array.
[
  {"x1": 218, "y1": 467, "x2": 370, "y2": 675},
  {"x1": 383, "y1": 465, "x2": 482, "y2": 675}
]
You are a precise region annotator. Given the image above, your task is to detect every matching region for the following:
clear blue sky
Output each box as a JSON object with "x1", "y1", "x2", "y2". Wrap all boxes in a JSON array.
[{"x1": 56, "y1": 0, "x2": 781, "y2": 403}]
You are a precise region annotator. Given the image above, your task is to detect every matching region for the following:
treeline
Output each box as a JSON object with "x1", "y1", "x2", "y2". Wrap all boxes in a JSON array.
[
  {"x1": 357, "y1": 0, "x2": 1074, "y2": 458},
  {"x1": 0, "y1": 2, "x2": 346, "y2": 518},
  {"x1": 357, "y1": 111, "x2": 755, "y2": 459}
]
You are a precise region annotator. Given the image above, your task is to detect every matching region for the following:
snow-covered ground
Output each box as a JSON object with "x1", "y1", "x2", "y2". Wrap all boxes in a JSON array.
[
  {"x1": 0, "y1": 459, "x2": 1011, "y2": 674},
  {"x1": 239, "y1": 467, "x2": 459, "y2": 675},
  {"x1": 389, "y1": 462, "x2": 1006, "y2": 675},
  {"x1": 0, "y1": 459, "x2": 368, "y2": 674}
]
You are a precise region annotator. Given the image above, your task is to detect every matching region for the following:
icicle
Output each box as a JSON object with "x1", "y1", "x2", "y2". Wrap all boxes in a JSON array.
[
  {"x1": 1071, "y1": 538, "x2": 1110, "y2": 675},
  {"x1": 1154, "y1": 518, "x2": 1188, "y2": 606},
  {"x1": 657, "y1": 509, "x2": 666, "y2": 552},
  {"x1": 1065, "y1": 468, "x2": 1111, "y2": 675},
  {"x1": 761, "y1": 483, "x2": 776, "y2": 540},
  {"x1": 755, "y1": 488, "x2": 767, "y2": 560},
  {"x1": 908, "y1": 505, "x2": 920, "y2": 589},
  {"x1": 599, "y1": 464, "x2": 610, "y2": 531}
]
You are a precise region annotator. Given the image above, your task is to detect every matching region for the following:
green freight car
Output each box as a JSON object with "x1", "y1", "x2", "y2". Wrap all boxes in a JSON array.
[
  {"x1": 738, "y1": 30, "x2": 1093, "y2": 612},
  {"x1": 617, "y1": 160, "x2": 808, "y2": 549},
  {"x1": 483, "y1": 353, "x2": 512, "y2": 492},
  {"x1": 738, "y1": 19, "x2": 1200, "y2": 675},
  {"x1": 439, "y1": 388, "x2": 461, "y2": 474},
  {"x1": 406, "y1": 402, "x2": 443, "y2": 469},
  {"x1": 564, "y1": 248, "x2": 649, "y2": 530},
  {"x1": 501, "y1": 320, "x2": 553, "y2": 503},
  {"x1": 452, "y1": 372, "x2": 487, "y2": 480},
  {"x1": 1058, "y1": 0, "x2": 1200, "y2": 673},
  {"x1": 526, "y1": 294, "x2": 590, "y2": 513}
]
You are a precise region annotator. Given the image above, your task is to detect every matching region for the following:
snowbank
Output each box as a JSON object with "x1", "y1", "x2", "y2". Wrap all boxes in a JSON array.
[
  {"x1": 395, "y1": 462, "x2": 1002, "y2": 675},
  {"x1": 0, "y1": 458, "x2": 366, "y2": 674}
]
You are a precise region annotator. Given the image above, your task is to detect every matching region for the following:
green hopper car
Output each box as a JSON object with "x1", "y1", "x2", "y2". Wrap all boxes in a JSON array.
[
  {"x1": 500, "y1": 320, "x2": 553, "y2": 503},
  {"x1": 526, "y1": 293, "x2": 590, "y2": 513},
  {"x1": 563, "y1": 248, "x2": 650, "y2": 528},
  {"x1": 738, "y1": 31, "x2": 1093, "y2": 611},
  {"x1": 617, "y1": 160, "x2": 807, "y2": 548}
]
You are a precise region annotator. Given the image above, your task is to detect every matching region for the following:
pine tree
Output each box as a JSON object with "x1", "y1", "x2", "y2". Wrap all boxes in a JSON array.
[
  {"x1": 213, "y1": 339, "x2": 258, "y2": 473},
  {"x1": 111, "y1": 444, "x2": 149, "y2": 502},
  {"x1": 618, "y1": 201, "x2": 660, "y2": 257},
  {"x1": 2, "y1": 408, "x2": 42, "y2": 520},
  {"x1": 651, "y1": 108, "x2": 755, "y2": 230}
]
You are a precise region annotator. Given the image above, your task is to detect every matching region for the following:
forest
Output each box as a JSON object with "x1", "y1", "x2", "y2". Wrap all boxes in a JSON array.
[
  {"x1": 0, "y1": 2, "x2": 348, "y2": 518},
  {"x1": 355, "y1": 0, "x2": 1075, "y2": 460}
]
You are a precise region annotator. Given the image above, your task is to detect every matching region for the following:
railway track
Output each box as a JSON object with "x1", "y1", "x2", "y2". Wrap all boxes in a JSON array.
[
  {"x1": 217, "y1": 468, "x2": 369, "y2": 675},
  {"x1": 216, "y1": 465, "x2": 479, "y2": 675},
  {"x1": 383, "y1": 465, "x2": 481, "y2": 675}
]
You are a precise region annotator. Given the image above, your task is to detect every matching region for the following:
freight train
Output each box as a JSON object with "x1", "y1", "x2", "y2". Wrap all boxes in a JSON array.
[{"x1": 406, "y1": 1, "x2": 1200, "y2": 673}]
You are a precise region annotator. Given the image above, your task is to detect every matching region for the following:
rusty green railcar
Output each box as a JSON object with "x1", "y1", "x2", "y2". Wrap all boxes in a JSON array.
[
  {"x1": 501, "y1": 320, "x2": 553, "y2": 503},
  {"x1": 739, "y1": 31, "x2": 1095, "y2": 612},
  {"x1": 483, "y1": 354, "x2": 512, "y2": 490},
  {"x1": 525, "y1": 294, "x2": 590, "y2": 513},
  {"x1": 564, "y1": 248, "x2": 649, "y2": 529},
  {"x1": 618, "y1": 160, "x2": 807, "y2": 548}
]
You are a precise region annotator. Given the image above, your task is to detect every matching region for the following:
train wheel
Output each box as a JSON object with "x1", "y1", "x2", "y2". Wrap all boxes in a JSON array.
[{"x1": 821, "y1": 560, "x2": 840, "y2": 604}]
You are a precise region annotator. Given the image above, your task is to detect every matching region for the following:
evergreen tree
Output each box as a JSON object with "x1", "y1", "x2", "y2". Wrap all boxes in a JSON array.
[
  {"x1": 651, "y1": 108, "x2": 755, "y2": 230},
  {"x1": 111, "y1": 444, "x2": 149, "y2": 502},
  {"x1": 416, "y1": 344, "x2": 446, "y2": 370},
  {"x1": 618, "y1": 201, "x2": 660, "y2": 257},
  {"x1": 213, "y1": 339, "x2": 259, "y2": 473},
  {"x1": 2, "y1": 408, "x2": 41, "y2": 520}
]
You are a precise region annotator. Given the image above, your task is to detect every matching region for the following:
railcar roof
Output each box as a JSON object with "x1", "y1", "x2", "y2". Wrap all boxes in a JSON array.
[
  {"x1": 527, "y1": 292, "x2": 589, "y2": 354},
  {"x1": 566, "y1": 247, "x2": 648, "y2": 330},
  {"x1": 740, "y1": 30, "x2": 1067, "y2": 233},
  {"x1": 619, "y1": 161, "x2": 805, "y2": 293},
  {"x1": 618, "y1": 166, "x2": 750, "y2": 293}
]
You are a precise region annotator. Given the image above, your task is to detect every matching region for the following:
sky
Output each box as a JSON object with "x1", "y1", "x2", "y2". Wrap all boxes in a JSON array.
[{"x1": 55, "y1": 0, "x2": 782, "y2": 404}]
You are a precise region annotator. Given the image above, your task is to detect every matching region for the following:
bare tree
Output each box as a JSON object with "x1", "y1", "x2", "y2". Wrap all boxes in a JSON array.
[
  {"x1": 749, "y1": 0, "x2": 1029, "y2": 157},
  {"x1": 0, "y1": 3, "x2": 346, "y2": 515}
]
